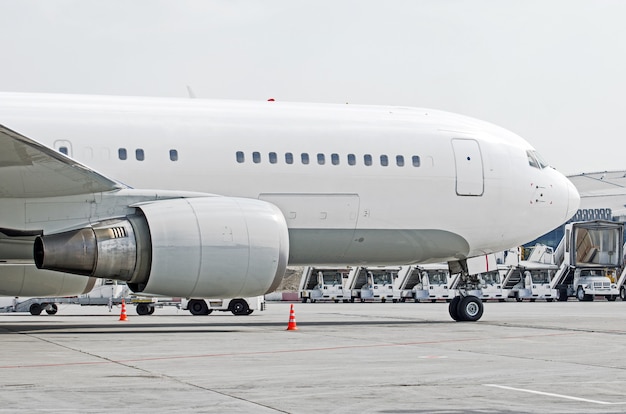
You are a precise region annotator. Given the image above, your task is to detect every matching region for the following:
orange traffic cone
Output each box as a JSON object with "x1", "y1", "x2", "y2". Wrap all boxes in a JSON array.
[
  {"x1": 286, "y1": 304, "x2": 298, "y2": 331},
  {"x1": 119, "y1": 299, "x2": 128, "y2": 321}
]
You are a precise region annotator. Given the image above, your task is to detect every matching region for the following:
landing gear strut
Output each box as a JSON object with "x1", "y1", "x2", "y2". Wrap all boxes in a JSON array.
[{"x1": 447, "y1": 259, "x2": 484, "y2": 322}]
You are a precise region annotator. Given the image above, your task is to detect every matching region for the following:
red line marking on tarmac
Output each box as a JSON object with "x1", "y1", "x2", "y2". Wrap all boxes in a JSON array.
[{"x1": 0, "y1": 331, "x2": 578, "y2": 370}]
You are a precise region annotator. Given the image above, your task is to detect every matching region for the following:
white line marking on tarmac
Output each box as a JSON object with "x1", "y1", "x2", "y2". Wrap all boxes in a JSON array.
[{"x1": 483, "y1": 384, "x2": 626, "y2": 405}]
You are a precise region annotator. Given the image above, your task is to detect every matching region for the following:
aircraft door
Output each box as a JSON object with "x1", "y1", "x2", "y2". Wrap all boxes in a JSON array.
[{"x1": 452, "y1": 138, "x2": 484, "y2": 196}]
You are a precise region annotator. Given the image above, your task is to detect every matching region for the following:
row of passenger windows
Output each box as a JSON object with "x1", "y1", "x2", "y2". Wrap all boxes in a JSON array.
[
  {"x1": 116, "y1": 148, "x2": 179, "y2": 161},
  {"x1": 236, "y1": 151, "x2": 421, "y2": 167}
]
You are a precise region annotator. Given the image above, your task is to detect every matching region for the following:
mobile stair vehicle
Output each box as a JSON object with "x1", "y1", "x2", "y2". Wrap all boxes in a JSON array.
[
  {"x1": 549, "y1": 220, "x2": 622, "y2": 301},
  {"x1": 346, "y1": 266, "x2": 401, "y2": 302},
  {"x1": 299, "y1": 266, "x2": 351, "y2": 303},
  {"x1": 396, "y1": 264, "x2": 453, "y2": 302}
]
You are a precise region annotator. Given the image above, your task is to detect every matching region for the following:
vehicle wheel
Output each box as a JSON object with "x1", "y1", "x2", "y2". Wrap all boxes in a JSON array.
[
  {"x1": 381, "y1": 298, "x2": 386, "y2": 303},
  {"x1": 29, "y1": 303, "x2": 42, "y2": 315},
  {"x1": 136, "y1": 303, "x2": 151, "y2": 315},
  {"x1": 457, "y1": 296, "x2": 484, "y2": 322},
  {"x1": 515, "y1": 297, "x2": 523, "y2": 302},
  {"x1": 606, "y1": 295, "x2": 617, "y2": 302},
  {"x1": 334, "y1": 300, "x2": 339, "y2": 303},
  {"x1": 621, "y1": 287, "x2": 626, "y2": 301},
  {"x1": 557, "y1": 288, "x2": 568, "y2": 301},
  {"x1": 301, "y1": 298, "x2": 308, "y2": 303},
  {"x1": 448, "y1": 296, "x2": 461, "y2": 321},
  {"x1": 148, "y1": 305, "x2": 156, "y2": 314},
  {"x1": 246, "y1": 310, "x2": 254, "y2": 315},
  {"x1": 311, "y1": 299, "x2": 316, "y2": 303},
  {"x1": 546, "y1": 298, "x2": 554, "y2": 302},
  {"x1": 350, "y1": 298, "x2": 355, "y2": 303},
  {"x1": 45, "y1": 303, "x2": 58, "y2": 315},
  {"x1": 229, "y1": 299, "x2": 250, "y2": 315},
  {"x1": 576, "y1": 287, "x2": 587, "y2": 302},
  {"x1": 188, "y1": 299, "x2": 210, "y2": 315}
]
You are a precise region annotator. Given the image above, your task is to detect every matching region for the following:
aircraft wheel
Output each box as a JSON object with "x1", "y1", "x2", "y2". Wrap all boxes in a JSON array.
[
  {"x1": 229, "y1": 299, "x2": 250, "y2": 315},
  {"x1": 45, "y1": 303, "x2": 58, "y2": 315},
  {"x1": 457, "y1": 296, "x2": 483, "y2": 322},
  {"x1": 188, "y1": 299, "x2": 210, "y2": 315},
  {"x1": 448, "y1": 296, "x2": 461, "y2": 321},
  {"x1": 29, "y1": 303, "x2": 42, "y2": 316},
  {"x1": 136, "y1": 303, "x2": 151, "y2": 315}
]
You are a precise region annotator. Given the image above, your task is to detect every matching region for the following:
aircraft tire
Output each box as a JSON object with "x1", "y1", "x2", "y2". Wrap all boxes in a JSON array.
[
  {"x1": 45, "y1": 303, "x2": 58, "y2": 315},
  {"x1": 29, "y1": 303, "x2": 42, "y2": 316},
  {"x1": 188, "y1": 299, "x2": 210, "y2": 315},
  {"x1": 448, "y1": 296, "x2": 461, "y2": 321},
  {"x1": 229, "y1": 299, "x2": 250, "y2": 315},
  {"x1": 457, "y1": 296, "x2": 483, "y2": 322},
  {"x1": 136, "y1": 303, "x2": 151, "y2": 315}
]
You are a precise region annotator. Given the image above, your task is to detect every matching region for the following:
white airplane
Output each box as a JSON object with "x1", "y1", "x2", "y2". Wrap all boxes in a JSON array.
[{"x1": 0, "y1": 92, "x2": 579, "y2": 321}]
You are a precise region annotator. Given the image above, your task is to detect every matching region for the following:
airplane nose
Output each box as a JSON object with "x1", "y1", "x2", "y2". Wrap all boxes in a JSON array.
[{"x1": 565, "y1": 177, "x2": 580, "y2": 221}]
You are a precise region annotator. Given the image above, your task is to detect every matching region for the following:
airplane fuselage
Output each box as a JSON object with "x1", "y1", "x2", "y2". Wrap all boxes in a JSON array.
[{"x1": 0, "y1": 93, "x2": 578, "y2": 266}]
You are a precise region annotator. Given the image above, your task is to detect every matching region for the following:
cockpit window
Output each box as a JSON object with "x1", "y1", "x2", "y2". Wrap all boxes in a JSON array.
[
  {"x1": 533, "y1": 151, "x2": 549, "y2": 168},
  {"x1": 526, "y1": 150, "x2": 548, "y2": 169}
]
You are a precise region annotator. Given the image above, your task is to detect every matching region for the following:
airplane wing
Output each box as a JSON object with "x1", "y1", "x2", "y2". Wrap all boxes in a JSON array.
[{"x1": 0, "y1": 124, "x2": 124, "y2": 199}]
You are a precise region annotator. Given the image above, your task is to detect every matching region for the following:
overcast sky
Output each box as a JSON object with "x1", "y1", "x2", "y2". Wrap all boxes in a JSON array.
[{"x1": 1, "y1": 0, "x2": 624, "y2": 175}]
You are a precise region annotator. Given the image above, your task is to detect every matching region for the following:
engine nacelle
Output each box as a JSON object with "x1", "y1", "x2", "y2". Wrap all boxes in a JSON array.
[{"x1": 34, "y1": 197, "x2": 289, "y2": 298}]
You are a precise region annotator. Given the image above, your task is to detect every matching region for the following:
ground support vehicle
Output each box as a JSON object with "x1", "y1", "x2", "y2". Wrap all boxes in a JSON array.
[
  {"x1": 181, "y1": 296, "x2": 265, "y2": 315},
  {"x1": 550, "y1": 220, "x2": 622, "y2": 301},
  {"x1": 396, "y1": 264, "x2": 453, "y2": 302},
  {"x1": 477, "y1": 267, "x2": 510, "y2": 301},
  {"x1": 0, "y1": 279, "x2": 130, "y2": 315},
  {"x1": 503, "y1": 262, "x2": 558, "y2": 302},
  {"x1": 299, "y1": 266, "x2": 351, "y2": 303},
  {"x1": 346, "y1": 266, "x2": 401, "y2": 302}
]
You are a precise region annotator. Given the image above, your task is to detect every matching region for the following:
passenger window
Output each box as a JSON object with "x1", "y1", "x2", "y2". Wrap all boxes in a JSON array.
[
  {"x1": 118, "y1": 148, "x2": 127, "y2": 160},
  {"x1": 331, "y1": 153, "x2": 339, "y2": 165},
  {"x1": 285, "y1": 152, "x2": 294, "y2": 164},
  {"x1": 253, "y1": 152, "x2": 261, "y2": 164},
  {"x1": 301, "y1": 153, "x2": 309, "y2": 165},
  {"x1": 396, "y1": 155, "x2": 404, "y2": 167},
  {"x1": 380, "y1": 155, "x2": 388, "y2": 166},
  {"x1": 170, "y1": 149, "x2": 178, "y2": 161},
  {"x1": 269, "y1": 152, "x2": 277, "y2": 164},
  {"x1": 236, "y1": 151, "x2": 245, "y2": 163},
  {"x1": 364, "y1": 154, "x2": 372, "y2": 166},
  {"x1": 348, "y1": 154, "x2": 356, "y2": 166},
  {"x1": 412, "y1": 155, "x2": 420, "y2": 167},
  {"x1": 317, "y1": 153, "x2": 325, "y2": 165},
  {"x1": 136, "y1": 149, "x2": 145, "y2": 161},
  {"x1": 59, "y1": 146, "x2": 68, "y2": 155}
]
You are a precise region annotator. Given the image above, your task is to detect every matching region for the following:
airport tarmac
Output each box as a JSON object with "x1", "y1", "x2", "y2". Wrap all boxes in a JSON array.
[{"x1": 1, "y1": 300, "x2": 626, "y2": 413}]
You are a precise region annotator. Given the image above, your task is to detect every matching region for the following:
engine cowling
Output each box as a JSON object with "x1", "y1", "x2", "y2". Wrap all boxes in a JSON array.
[{"x1": 34, "y1": 197, "x2": 289, "y2": 298}]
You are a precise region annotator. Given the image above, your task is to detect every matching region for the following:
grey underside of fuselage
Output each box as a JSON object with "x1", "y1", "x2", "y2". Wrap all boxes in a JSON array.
[{"x1": 286, "y1": 228, "x2": 470, "y2": 265}]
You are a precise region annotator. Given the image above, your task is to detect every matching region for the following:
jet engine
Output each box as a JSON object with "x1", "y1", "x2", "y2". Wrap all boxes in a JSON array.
[{"x1": 34, "y1": 197, "x2": 289, "y2": 298}]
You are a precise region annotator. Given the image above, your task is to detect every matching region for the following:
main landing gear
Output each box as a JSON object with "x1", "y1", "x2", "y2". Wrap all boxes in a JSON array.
[{"x1": 448, "y1": 295, "x2": 483, "y2": 322}]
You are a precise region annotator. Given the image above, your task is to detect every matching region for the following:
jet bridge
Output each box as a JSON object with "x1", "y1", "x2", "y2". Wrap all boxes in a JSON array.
[{"x1": 548, "y1": 220, "x2": 623, "y2": 301}]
